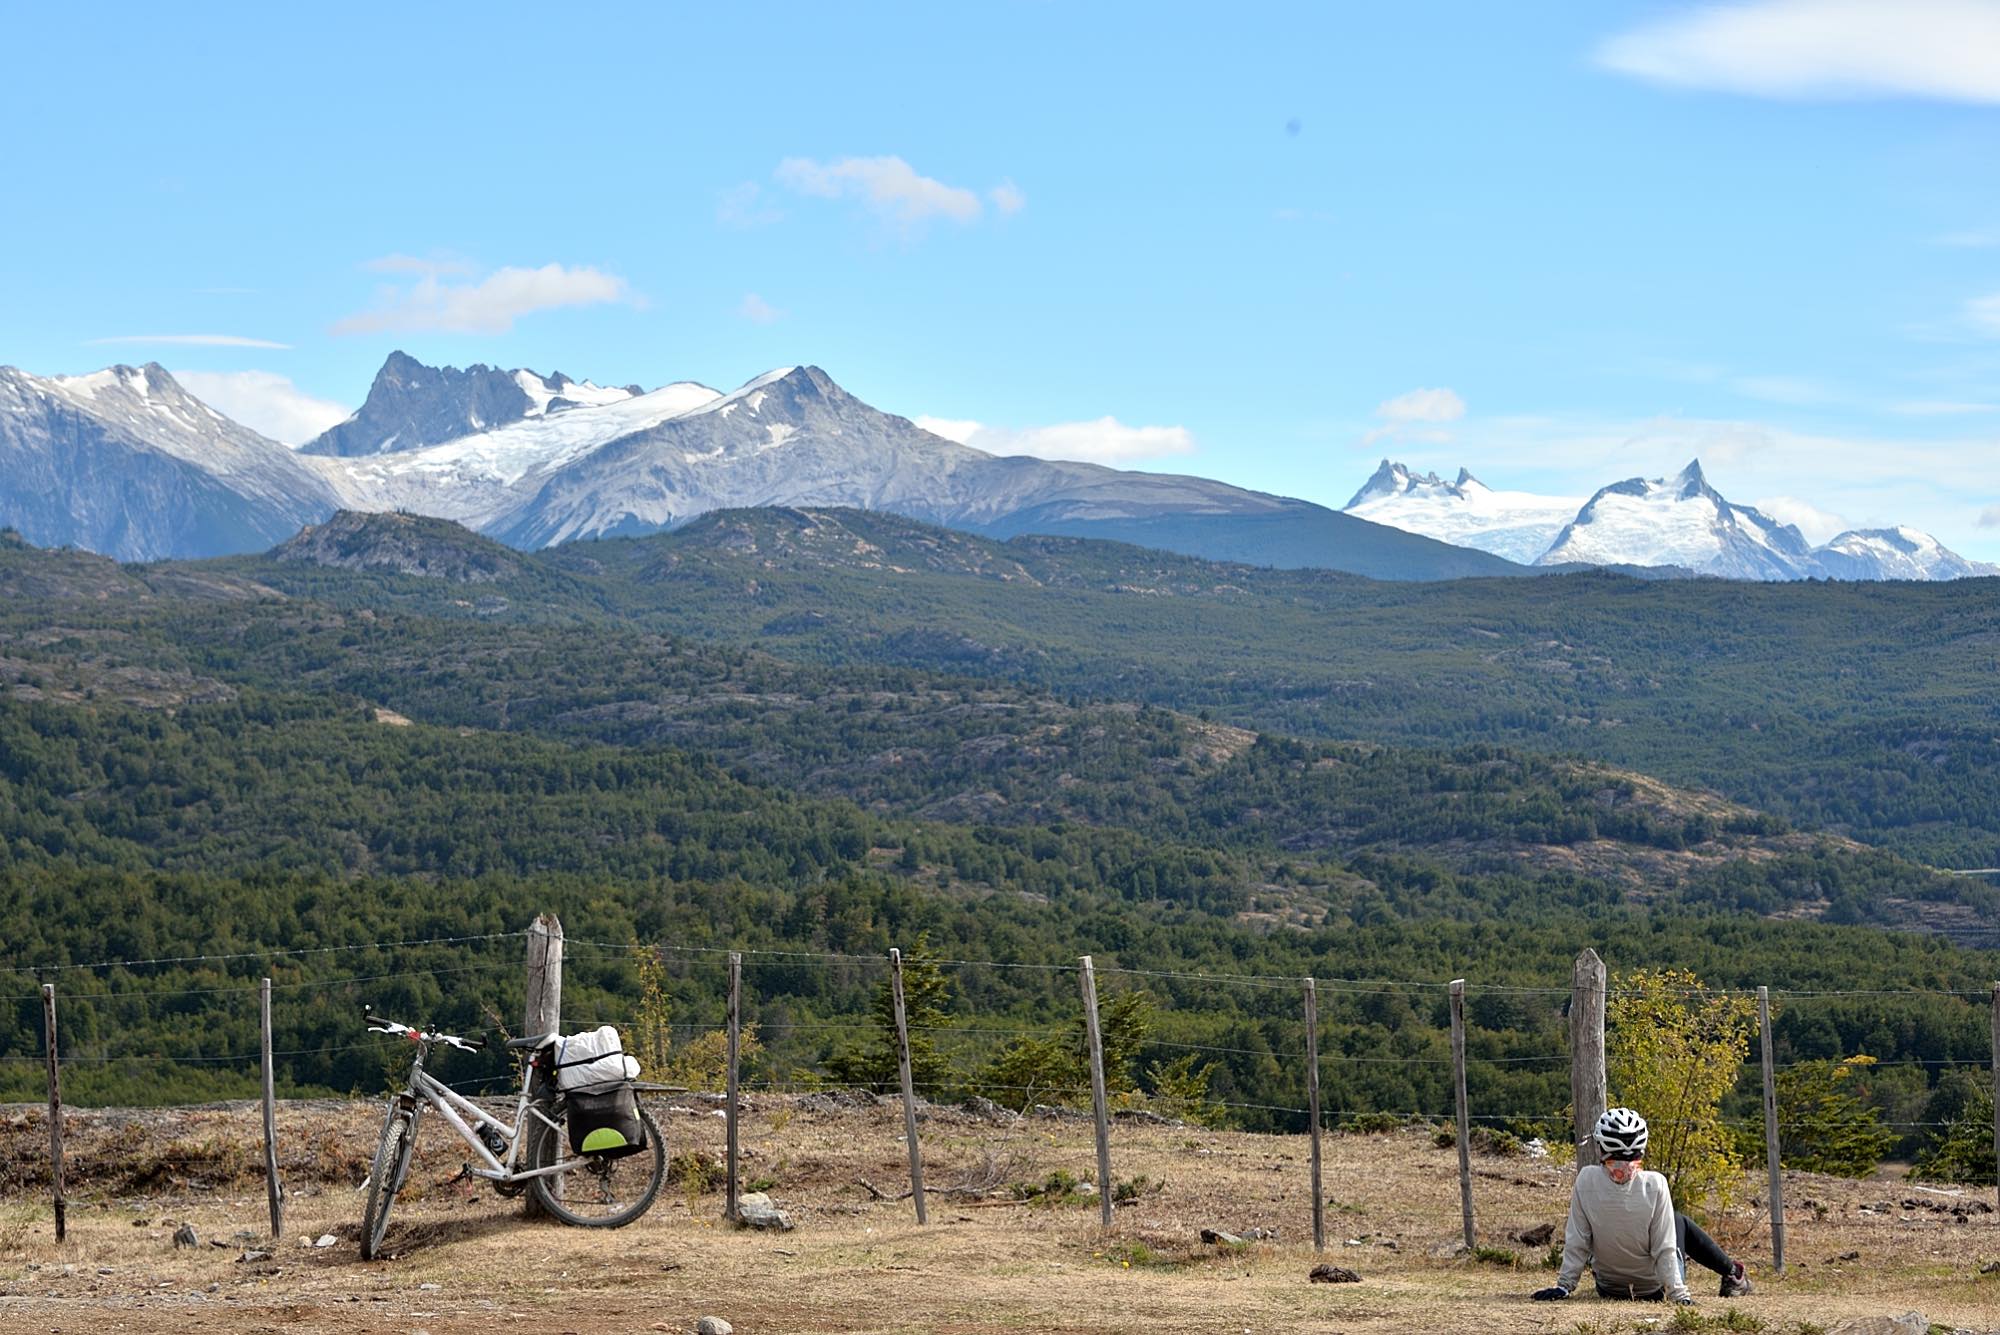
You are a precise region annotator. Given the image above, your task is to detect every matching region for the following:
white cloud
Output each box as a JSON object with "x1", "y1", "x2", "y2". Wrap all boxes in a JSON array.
[
  {"x1": 775, "y1": 155, "x2": 992, "y2": 230},
  {"x1": 916, "y1": 414, "x2": 1196, "y2": 465},
  {"x1": 87, "y1": 334, "x2": 291, "y2": 349},
  {"x1": 171, "y1": 370, "x2": 351, "y2": 446},
  {"x1": 1363, "y1": 387, "x2": 1466, "y2": 445},
  {"x1": 988, "y1": 180, "x2": 1026, "y2": 215},
  {"x1": 738, "y1": 293, "x2": 782, "y2": 324},
  {"x1": 333, "y1": 262, "x2": 632, "y2": 335},
  {"x1": 1597, "y1": 0, "x2": 2000, "y2": 103},
  {"x1": 1375, "y1": 387, "x2": 1467, "y2": 424},
  {"x1": 1751, "y1": 494, "x2": 1854, "y2": 542}
]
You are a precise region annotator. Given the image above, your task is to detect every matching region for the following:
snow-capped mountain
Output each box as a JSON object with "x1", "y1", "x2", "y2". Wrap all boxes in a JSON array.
[
  {"x1": 300, "y1": 350, "x2": 643, "y2": 457},
  {"x1": 1537, "y1": 461, "x2": 1817, "y2": 579},
  {"x1": 1343, "y1": 460, "x2": 1582, "y2": 565},
  {"x1": 305, "y1": 377, "x2": 725, "y2": 529},
  {"x1": 1344, "y1": 456, "x2": 1995, "y2": 581},
  {"x1": 2, "y1": 353, "x2": 1514, "y2": 579},
  {"x1": 1814, "y1": 527, "x2": 2000, "y2": 581},
  {"x1": 0, "y1": 363, "x2": 339, "y2": 559}
]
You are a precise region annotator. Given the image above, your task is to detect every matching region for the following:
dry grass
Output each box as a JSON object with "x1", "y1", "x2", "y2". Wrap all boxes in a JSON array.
[{"x1": 0, "y1": 1096, "x2": 1995, "y2": 1333}]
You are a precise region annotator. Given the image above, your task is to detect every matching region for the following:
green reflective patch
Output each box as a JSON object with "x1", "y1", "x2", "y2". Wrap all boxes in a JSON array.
[{"x1": 581, "y1": 1127, "x2": 629, "y2": 1154}]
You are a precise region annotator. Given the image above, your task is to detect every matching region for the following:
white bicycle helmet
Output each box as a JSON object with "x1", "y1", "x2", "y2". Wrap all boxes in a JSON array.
[{"x1": 1595, "y1": 1106, "x2": 1649, "y2": 1159}]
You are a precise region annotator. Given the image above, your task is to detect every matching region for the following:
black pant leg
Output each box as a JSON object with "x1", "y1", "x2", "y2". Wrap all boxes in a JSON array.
[{"x1": 1674, "y1": 1212, "x2": 1732, "y2": 1277}]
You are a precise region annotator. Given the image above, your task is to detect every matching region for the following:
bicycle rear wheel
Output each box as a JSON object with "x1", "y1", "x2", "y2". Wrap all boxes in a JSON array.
[
  {"x1": 528, "y1": 1103, "x2": 665, "y2": 1228},
  {"x1": 361, "y1": 1105, "x2": 417, "y2": 1260}
]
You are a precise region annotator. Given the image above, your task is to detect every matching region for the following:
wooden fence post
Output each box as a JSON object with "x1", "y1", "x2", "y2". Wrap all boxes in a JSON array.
[
  {"x1": 1450, "y1": 979, "x2": 1475, "y2": 1249},
  {"x1": 1079, "y1": 955, "x2": 1113, "y2": 1228},
  {"x1": 725, "y1": 951, "x2": 742, "y2": 1223},
  {"x1": 1987, "y1": 982, "x2": 1997, "y2": 1220},
  {"x1": 261, "y1": 977, "x2": 283, "y2": 1239},
  {"x1": 1759, "y1": 985, "x2": 1785, "y2": 1273},
  {"x1": 523, "y1": 914, "x2": 563, "y2": 1216},
  {"x1": 1303, "y1": 977, "x2": 1324, "y2": 1253},
  {"x1": 1570, "y1": 949, "x2": 1607, "y2": 1161},
  {"x1": 41, "y1": 984, "x2": 64, "y2": 1243},
  {"x1": 889, "y1": 949, "x2": 928, "y2": 1224}
]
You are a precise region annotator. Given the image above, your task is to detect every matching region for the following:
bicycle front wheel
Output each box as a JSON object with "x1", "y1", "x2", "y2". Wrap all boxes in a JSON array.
[
  {"x1": 361, "y1": 1106, "x2": 416, "y2": 1260},
  {"x1": 528, "y1": 1103, "x2": 665, "y2": 1228}
]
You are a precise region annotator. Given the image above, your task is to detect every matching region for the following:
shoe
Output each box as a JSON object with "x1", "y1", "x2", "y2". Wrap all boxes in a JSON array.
[{"x1": 1719, "y1": 1261, "x2": 1753, "y2": 1298}]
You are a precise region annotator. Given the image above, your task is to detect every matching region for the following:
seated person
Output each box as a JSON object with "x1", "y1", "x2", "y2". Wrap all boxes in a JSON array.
[{"x1": 1531, "y1": 1107, "x2": 1753, "y2": 1304}]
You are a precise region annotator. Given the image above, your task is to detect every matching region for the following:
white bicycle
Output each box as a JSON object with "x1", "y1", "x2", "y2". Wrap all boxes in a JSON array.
[{"x1": 360, "y1": 1007, "x2": 669, "y2": 1259}]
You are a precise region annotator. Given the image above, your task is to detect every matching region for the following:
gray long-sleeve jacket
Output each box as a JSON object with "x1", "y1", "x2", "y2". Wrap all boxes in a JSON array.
[{"x1": 1555, "y1": 1164, "x2": 1689, "y2": 1301}]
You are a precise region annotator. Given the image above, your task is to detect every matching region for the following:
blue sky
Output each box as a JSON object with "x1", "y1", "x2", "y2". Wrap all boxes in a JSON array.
[{"x1": 5, "y1": 1, "x2": 2000, "y2": 557}]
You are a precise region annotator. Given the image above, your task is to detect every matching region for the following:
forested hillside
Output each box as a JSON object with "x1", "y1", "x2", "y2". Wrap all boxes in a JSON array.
[{"x1": 0, "y1": 519, "x2": 1994, "y2": 1146}]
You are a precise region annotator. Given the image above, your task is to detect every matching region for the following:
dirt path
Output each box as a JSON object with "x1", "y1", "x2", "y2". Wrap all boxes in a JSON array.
[{"x1": 1, "y1": 1099, "x2": 1995, "y2": 1333}]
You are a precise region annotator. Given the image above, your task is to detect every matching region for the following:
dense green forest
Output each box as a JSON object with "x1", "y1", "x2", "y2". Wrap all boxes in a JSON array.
[
  {"x1": 0, "y1": 518, "x2": 1994, "y2": 1166},
  {"x1": 223, "y1": 505, "x2": 2000, "y2": 868}
]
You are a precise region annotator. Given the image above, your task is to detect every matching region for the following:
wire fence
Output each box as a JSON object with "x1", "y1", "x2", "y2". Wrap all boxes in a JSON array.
[{"x1": 2, "y1": 925, "x2": 1996, "y2": 1259}]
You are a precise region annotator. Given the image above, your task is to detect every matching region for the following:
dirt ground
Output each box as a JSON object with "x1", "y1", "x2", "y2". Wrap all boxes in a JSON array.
[{"x1": 1, "y1": 1095, "x2": 1996, "y2": 1334}]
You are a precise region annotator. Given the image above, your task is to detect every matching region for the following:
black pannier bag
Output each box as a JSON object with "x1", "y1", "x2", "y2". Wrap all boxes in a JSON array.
[{"x1": 565, "y1": 1080, "x2": 646, "y2": 1159}]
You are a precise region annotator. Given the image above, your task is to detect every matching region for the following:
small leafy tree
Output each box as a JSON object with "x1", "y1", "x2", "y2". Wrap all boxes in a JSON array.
[
  {"x1": 1607, "y1": 968, "x2": 1757, "y2": 1211},
  {"x1": 1773, "y1": 1055, "x2": 1895, "y2": 1177},
  {"x1": 631, "y1": 943, "x2": 763, "y2": 1090},
  {"x1": 1913, "y1": 1083, "x2": 1996, "y2": 1186},
  {"x1": 1145, "y1": 1052, "x2": 1221, "y2": 1126},
  {"x1": 978, "y1": 987, "x2": 1154, "y2": 1110},
  {"x1": 631, "y1": 944, "x2": 675, "y2": 1076},
  {"x1": 827, "y1": 935, "x2": 955, "y2": 1093}
]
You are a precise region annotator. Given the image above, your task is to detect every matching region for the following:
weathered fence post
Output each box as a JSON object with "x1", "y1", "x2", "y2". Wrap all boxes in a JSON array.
[
  {"x1": 889, "y1": 948, "x2": 928, "y2": 1224},
  {"x1": 1988, "y1": 982, "x2": 1997, "y2": 1219},
  {"x1": 261, "y1": 976, "x2": 283, "y2": 1239},
  {"x1": 1758, "y1": 985, "x2": 1785, "y2": 1273},
  {"x1": 1079, "y1": 955, "x2": 1113, "y2": 1228},
  {"x1": 1303, "y1": 976, "x2": 1325, "y2": 1253},
  {"x1": 1450, "y1": 979, "x2": 1475, "y2": 1249},
  {"x1": 1570, "y1": 949, "x2": 1607, "y2": 1161},
  {"x1": 725, "y1": 950, "x2": 742, "y2": 1223},
  {"x1": 523, "y1": 914, "x2": 563, "y2": 1216},
  {"x1": 41, "y1": 984, "x2": 64, "y2": 1243}
]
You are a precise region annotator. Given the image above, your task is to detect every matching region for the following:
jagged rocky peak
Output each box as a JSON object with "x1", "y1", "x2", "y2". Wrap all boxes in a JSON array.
[
  {"x1": 268, "y1": 509, "x2": 525, "y2": 583},
  {"x1": 300, "y1": 351, "x2": 639, "y2": 458},
  {"x1": 1672, "y1": 458, "x2": 1715, "y2": 500}
]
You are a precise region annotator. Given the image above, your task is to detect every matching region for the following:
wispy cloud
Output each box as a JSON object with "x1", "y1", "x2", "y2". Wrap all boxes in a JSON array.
[
  {"x1": 1363, "y1": 386, "x2": 1466, "y2": 445},
  {"x1": 775, "y1": 155, "x2": 1018, "y2": 232},
  {"x1": 1934, "y1": 228, "x2": 2000, "y2": 247},
  {"x1": 171, "y1": 370, "x2": 350, "y2": 446},
  {"x1": 1750, "y1": 494, "x2": 1853, "y2": 543},
  {"x1": 717, "y1": 182, "x2": 783, "y2": 229},
  {"x1": 916, "y1": 414, "x2": 1195, "y2": 465},
  {"x1": 1730, "y1": 374, "x2": 1837, "y2": 406},
  {"x1": 1966, "y1": 291, "x2": 2000, "y2": 335},
  {"x1": 334, "y1": 261, "x2": 633, "y2": 335},
  {"x1": 86, "y1": 334, "x2": 291, "y2": 349},
  {"x1": 1889, "y1": 398, "x2": 1998, "y2": 415},
  {"x1": 1597, "y1": 0, "x2": 2000, "y2": 103},
  {"x1": 738, "y1": 293, "x2": 783, "y2": 324},
  {"x1": 361, "y1": 254, "x2": 477, "y2": 277}
]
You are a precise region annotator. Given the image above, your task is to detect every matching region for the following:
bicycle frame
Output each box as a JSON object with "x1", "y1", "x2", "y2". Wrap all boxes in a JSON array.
[{"x1": 389, "y1": 1035, "x2": 569, "y2": 1185}]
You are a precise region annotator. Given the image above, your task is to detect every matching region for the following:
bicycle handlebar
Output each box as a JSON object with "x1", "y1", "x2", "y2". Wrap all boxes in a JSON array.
[{"x1": 362, "y1": 1005, "x2": 486, "y2": 1051}]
